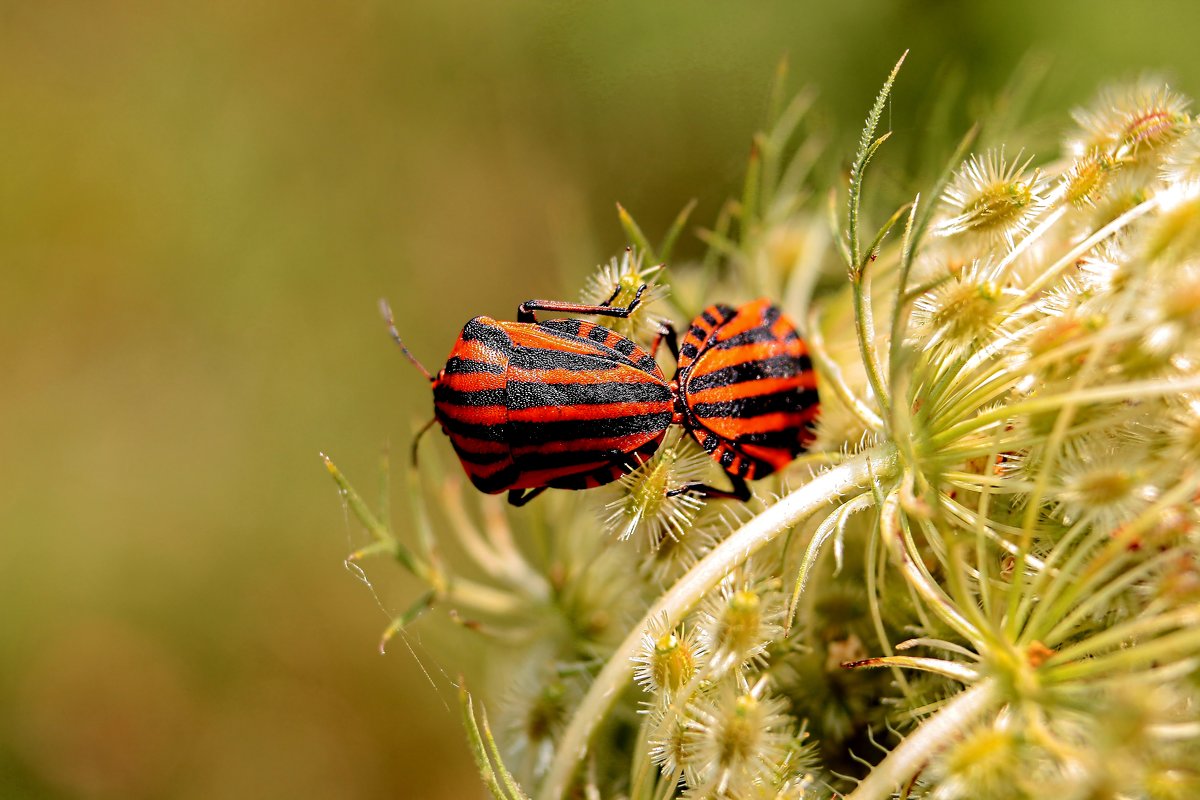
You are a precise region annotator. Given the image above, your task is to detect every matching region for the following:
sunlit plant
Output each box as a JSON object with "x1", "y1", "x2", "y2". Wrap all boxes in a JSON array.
[{"x1": 327, "y1": 53, "x2": 1200, "y2": 800}]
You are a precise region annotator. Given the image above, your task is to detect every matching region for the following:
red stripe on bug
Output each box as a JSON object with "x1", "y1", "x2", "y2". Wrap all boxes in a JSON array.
[
  {"x1": 508, "y1": 402, "x2": 669, "y2": 423},
  {"x1": 700, "y1": 411, "x2": 812, "y2": 435},
  {"x1": 686, "y1": 376, "x2": 814, "y2": 404},
  {"x1": 685, "y1": 342, "x2": 781, "y2": 373},
  {"x1": 434, "y1": 404, "x2": 508, "y2": 424}
]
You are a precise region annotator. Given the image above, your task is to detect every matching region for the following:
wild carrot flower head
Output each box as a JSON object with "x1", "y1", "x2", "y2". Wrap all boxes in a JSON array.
[
  {"x1": 605, "y1": 435, "x2": 711, "y2": 547},
  {"x1": 330, "y1": 59, "x2": 1200, "y2": 800}
]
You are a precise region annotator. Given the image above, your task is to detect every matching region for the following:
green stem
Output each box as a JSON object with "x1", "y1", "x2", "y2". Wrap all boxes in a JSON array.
[
  {"x1": 866, "y1": 506, "x2": 912, "y2": 695},
  {"x1": 887, "y1": 196, "x2": 920, "y2": 361},
  {"x1": 536, "y1": 446, "x2": 899, "y2": 800},
  {"x1": 932, "y1": 374, "x2": 1200, "y2": 449},
  {"x1": 853, "y1": 268, "x2": 892, "y2": 420},
  {"x1": 1047, "y1": 625, "x2": 1200, "y2": 683},
  {"x1": 880, "y1": 487, "x2": 980, "y2": 646},
  {"x1": 445, "y1": 578, "x2": 529, "y2": 619},
  {"x1": 845, "y1": 655, "x2": 979, "y2": 683}
]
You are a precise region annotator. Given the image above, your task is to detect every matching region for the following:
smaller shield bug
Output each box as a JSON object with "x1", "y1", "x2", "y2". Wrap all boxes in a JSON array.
[{"x1": 655, "y1": 299, "x2": 820, "y2": 500}]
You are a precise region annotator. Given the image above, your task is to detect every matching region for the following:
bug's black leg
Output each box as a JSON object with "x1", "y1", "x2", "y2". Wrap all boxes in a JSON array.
[
  {"x1": 517, "y1": 284, "x2": 647, "y2": 323},
  {"x1": 649, "y1": 320, "x2": 680, "y2": 362},
  {"x1": 666, "y1": 474, "x2": 752, "y2": 502},
  {"x1": 597, "y1": 283, "x2": 623, "y2": 308},
  {"x1": 410, "y1": 416, "x2": 438, "y2": 467},
  {"x1": 507, "y1": 487, "x2": 548, "y2": 507}
]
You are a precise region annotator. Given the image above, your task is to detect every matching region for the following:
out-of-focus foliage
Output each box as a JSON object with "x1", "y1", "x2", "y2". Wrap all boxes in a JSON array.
[{"x1": 4, "y1": 2, "x2": 1200, "y2": 798}]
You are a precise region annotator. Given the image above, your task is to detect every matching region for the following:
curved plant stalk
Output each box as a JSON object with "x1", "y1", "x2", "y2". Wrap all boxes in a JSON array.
[
  {"x1": 843, "y1": 680, "x2": 999, "y2": 800},
  {"x1": 537, "y1": 444, "x2": 900, "y2": 800}
]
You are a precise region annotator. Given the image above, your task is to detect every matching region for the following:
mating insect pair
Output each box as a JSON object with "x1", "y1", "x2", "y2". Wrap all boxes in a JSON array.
[{"x1": 384, "y1": 284, "x2": 818, "y2": 506}]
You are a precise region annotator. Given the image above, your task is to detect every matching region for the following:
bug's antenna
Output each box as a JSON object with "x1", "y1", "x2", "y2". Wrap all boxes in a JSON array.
[
  {"x1": 379, "y1": 299, "x2": 434, "y2": 382},
  {"x1": 410, "y1": 417, "x2": 437, "y2": 466}
]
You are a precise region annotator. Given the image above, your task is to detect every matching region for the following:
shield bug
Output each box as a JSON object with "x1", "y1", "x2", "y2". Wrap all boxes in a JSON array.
[
  {"x1": 382, "y1": 286, "x2": 675, "y2": 506},
  {"x1": 657, "y1": 299, "x2": 819, "y2": 500}
]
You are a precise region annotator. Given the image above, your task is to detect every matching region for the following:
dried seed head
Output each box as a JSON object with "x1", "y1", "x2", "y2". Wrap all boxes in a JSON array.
[
  {"x1": 1084, "y1": 169, "x2": 1155, "y2": 233},
  {"x1": 1163, "y1": 128, "x2": 1200, "y2": 185},
  {"x1": 686, "y1": 681, "x2": 794, "y2": 798},
  {"x1": 643, "y1": 510, "x2": 722, "y2": 587},
  {"x1": 647, "y1": 702, "x2": 698, "y2": 780},
  {"x1": 1073, "y1": 81, "x2": 1192, "y2": 163},
  {"x1": 1117, "y1": 322, "x2": 1185, "y2": 378},
  {"x1": 1155, "y1": 262, "x2": 1200, "y2": 324},
  {"x1": 1141, "y1": 181, "x2": 1200, "y2": 262},
  {"x1": 1063, "y1": 147, "x2": 1123, "y2": 208},
  {"x1": 937, "y1": 149, "x2": 1043, "y2": 249},
  {"x1": 1154, "y1": 552, "x2": 1200, "y2": 605},
  {"x1": 556, "y1": 535, "x2": 645, "y2": 656},
  {"x1": 1052, "y1": 438, "x2": 1157, "y2": 528},
  {"x1": 928, "y1": 724, "x2": 1023, "y2": 800},
  {"x1": 1022, "y1": 308, "x2": 1105, "y2": 381},
  {"x1": 605, "y1": 439, "x2": 710, "y2": 547},
  {"x1": 501, "y1": 672, "x2": 579, "y2": 780},
  {"x1": 1078, "y1": 241, "x2": 1129, "y2": 294},
  {"x1": 523, "y1": 680, "x2": 568, "y2": 743},
  {"x1": 582, "y1": 247, "x2": 667, "y2": 338},
  {"x1": 698, "y1": 568, "x2": 785, "y2": 674},
  {"x1": 633, "y1": 616, "x2": 705, "y2": 699},
  {"x1": 912, "y1": 260, "x2": 1011, "y2": 352}
]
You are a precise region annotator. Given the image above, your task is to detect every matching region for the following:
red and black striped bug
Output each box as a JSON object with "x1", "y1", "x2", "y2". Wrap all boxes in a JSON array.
[
  {"x1": 382, "y1": 285, "x2": 675, "y2": 506},
  {"x1": 656, "y1": 299, "x2": 819, "y2": 501}
]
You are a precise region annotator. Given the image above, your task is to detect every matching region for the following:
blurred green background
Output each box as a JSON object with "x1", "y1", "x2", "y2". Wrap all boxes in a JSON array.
[{"x1": 3, "y1": 2, "x2": 1199, "y2": 797}]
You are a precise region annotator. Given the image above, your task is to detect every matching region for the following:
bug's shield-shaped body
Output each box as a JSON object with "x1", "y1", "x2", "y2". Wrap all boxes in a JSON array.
[
  {"x1": 676, "y1": 299, "x2": 819, "y2": 479},
  {"x1": 433, "y1": 316, "x2": 673, "y2": 494}
]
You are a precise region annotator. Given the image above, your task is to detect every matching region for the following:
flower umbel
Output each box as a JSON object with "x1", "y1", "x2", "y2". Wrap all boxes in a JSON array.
[{"x1": 330, "y1": 60, "x2": 1200, "y2": 800}]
